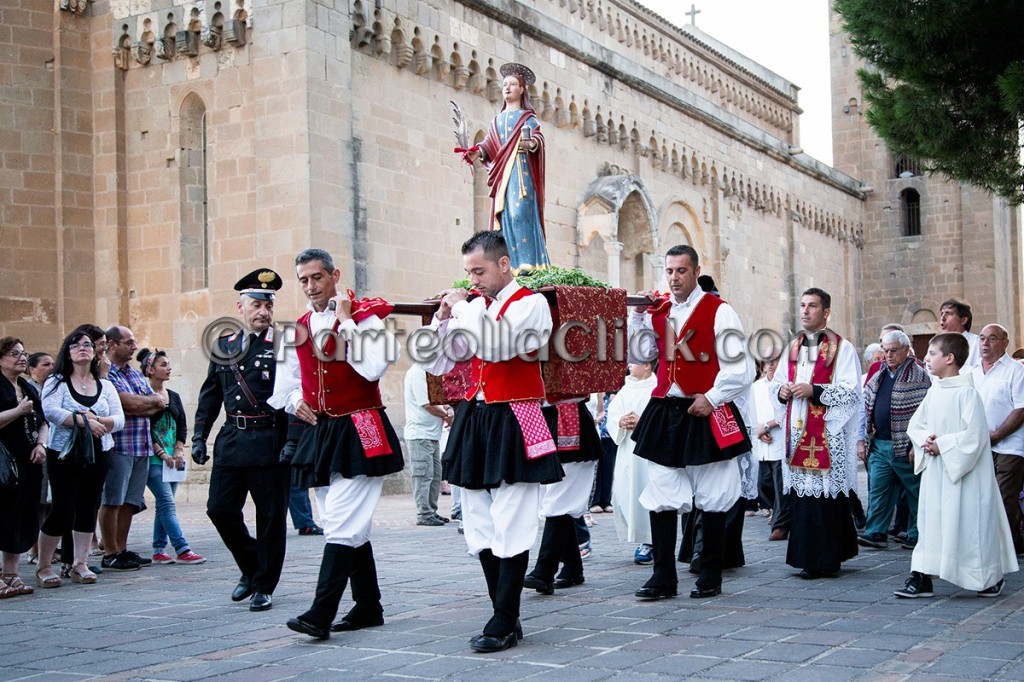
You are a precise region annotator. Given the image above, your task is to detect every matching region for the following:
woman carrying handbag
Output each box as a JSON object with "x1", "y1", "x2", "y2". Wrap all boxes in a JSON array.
[
  {"x1": 0, "y1": 337, "x2": 48, "y2": 598},
  {"x1": 36, "y1": 328, "x2": 125, "y2": 587}
]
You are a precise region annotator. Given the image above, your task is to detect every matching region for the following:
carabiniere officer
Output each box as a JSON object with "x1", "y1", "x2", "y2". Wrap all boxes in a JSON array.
[{"x1": 192, "y1": 268, "x2": 290, "y2": 612}]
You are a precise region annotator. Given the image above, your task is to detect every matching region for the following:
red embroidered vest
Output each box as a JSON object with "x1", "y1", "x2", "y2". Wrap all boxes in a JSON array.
[
  {"x1": 295, "y1": 311, "x2": 383, "y2": 417},
  {"x1": 650, "y1": 293, "x2": 726, "y2": 398},
  {"x1": 466, "y1": 286, "x2": 546, "y2": 403}
]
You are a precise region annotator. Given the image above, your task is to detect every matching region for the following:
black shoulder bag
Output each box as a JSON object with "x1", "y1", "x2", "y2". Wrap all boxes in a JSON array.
[{"x1": 58, "y1": 412, "x2": 95, "y2": 467}]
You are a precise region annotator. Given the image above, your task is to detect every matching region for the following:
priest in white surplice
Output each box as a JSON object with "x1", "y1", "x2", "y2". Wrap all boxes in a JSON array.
[
  {"x1": 895, "y1": 333, "x2": 1018, "y2": 599},
  {"x1": 771, "y1": 288, "x2": 862, "y2": 579}
]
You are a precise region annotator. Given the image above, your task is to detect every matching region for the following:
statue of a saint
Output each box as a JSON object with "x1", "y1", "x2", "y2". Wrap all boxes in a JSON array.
[{"x1": 466, "y1": 63, "x2": 551, "y2": 271}]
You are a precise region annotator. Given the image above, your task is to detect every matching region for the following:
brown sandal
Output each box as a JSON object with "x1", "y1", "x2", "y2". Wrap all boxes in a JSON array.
[
  {"x1": 69, "y1": 563, "x2": 97, "y2": 585},
  {"x1": 35, "y1": 568, "x2": 62, "y2": 588},
  {"x1": 1, "y1": 573, "x2": 34, "y2": 596}
]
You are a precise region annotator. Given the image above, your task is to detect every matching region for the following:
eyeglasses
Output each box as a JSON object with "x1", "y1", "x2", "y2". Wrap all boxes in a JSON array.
[
  {"x1": 881, "y1": 347, "x2": 908, "y2": 355},
  {"x1": 69, "y1": 342, "x2": 95, "y2": 351},
  {"x1": 5, "y1": 350, "x2": 28, "y2": 359}
]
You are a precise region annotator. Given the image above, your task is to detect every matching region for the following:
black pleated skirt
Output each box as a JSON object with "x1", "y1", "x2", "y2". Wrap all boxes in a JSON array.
[
  {"x1": 631, "y1": 396, "x2": 752, "y2": 467},
  {"x1": 541, "y1": 402, "x2": 603, "y2": 464},
  {"x1": 786, "y1": 493, "x2": 859, "y2": 572},
  {"x1": 442, "y1": 400, "x2": 564, "y2": 490},
  {"x1": 292, "y1": 408, "x2": 404, "y2": 488}
]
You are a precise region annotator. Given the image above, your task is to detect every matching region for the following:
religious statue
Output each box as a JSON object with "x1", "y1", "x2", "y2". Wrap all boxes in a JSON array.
[{"x1": 458, "y1": 63, "x2": 551, "y2": 271}]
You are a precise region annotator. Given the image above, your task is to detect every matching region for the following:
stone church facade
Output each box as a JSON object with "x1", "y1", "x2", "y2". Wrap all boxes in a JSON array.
[{"x1": 2, "y1": 0, "x2": 1021, "y2": 417}]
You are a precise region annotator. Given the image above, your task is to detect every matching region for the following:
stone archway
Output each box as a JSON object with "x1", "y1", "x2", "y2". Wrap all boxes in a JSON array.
[
  {"x1": 577, "y1": 174, "x2": 658, "y2": 290},
  {"x1": 907, "y1": 306, "x2": 939, "y2": 359},
  {"x1": 659, "y1": 199, "x2": 707, "y2": 257}
]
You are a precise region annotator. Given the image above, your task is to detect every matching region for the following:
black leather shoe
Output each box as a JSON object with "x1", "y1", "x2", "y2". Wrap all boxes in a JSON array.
[
  {"x1": 249, "y1": 592, "x2": 273, "y2": 611},
  {"x1": 553, "y1": 574, "x2": 585, "y2": 589},
  {"x1": 231, "y1": 577, "x2": 253, "y2": 602},
  {"x1": 797, "y1": 569, "x2": 839, "y2": 580},
  {"x1": 522, "y1": 574, "x2": 554, "y2": 595},
  {"x1": 286, "y1": 616, "x2": 329, "y2": 640},
  {"x1": 470, "y1": 632, "x2": 518, "y2": 653},
  {"x1": 330, "y1": 615, "x2": 384, "y2": 632},
  {"x1": 690, "y1": 585, "x2": 722, "y2": 598},
  {"x1": 469, "y1": 620, "x2": 523, "y2": 647},
  {"x1": 635, "y1": 585, "x2": 678, "y2": 600}
]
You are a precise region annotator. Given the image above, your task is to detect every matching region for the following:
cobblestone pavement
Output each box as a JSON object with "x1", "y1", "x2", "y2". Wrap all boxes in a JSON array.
[{"x1": 2, "y1": 489, "x2": 1022, "y2": 681}]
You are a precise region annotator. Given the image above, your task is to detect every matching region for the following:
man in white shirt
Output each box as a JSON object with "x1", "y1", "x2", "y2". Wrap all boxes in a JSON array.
[
  {"x1": 972, "y1": 324, "x2": 1024, "y2": 555},
  {"x1": 425, "y1": 231, "x2": 563, "y2": 652},
  {"x1": 272, "y1": 248, "x2": 405, "y2": 641},
  {"x1": 752, "y1": 357, "x2": 790, "y2": 541},
  {"x1": 628, "y1": 245, "x2": 754, "y2": 600},
  {"x1": 403, "y1": 364, "x2": 452, "y2": 526},
  {"x1": 939, "y1": 299, "x2": 981, "y2": 369}
]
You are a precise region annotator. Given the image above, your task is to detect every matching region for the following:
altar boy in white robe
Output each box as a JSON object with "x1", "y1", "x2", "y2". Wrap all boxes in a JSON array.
[
  {"x1": 608, "y1": 361, "x2": 657, "y2": 563},
  {"x1": 895, "y1": 333, "x2": 1019, "y2": 598}
]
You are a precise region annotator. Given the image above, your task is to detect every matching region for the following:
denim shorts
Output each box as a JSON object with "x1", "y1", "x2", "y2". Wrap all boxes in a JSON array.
[{"x1": 101, "y1": 453, "x2": 149, "y2": 511}]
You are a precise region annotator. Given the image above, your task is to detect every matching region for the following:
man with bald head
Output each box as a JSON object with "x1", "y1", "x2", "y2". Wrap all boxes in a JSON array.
[{"x1": 971, "y1": 324, "x2": 1024, "y2": 555}]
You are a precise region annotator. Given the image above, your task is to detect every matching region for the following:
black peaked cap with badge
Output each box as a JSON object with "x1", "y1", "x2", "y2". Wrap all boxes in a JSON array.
[
  {"x1": 235, "y1": 268, "x2": 283, "y2": 300},
  {"x1": 193, "y1": 266, "x2": 288, "y2": 468}
]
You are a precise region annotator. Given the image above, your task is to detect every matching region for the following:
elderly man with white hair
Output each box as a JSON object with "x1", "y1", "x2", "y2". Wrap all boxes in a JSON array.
[{"x1": 857, "y1": 330, "x2": 932, "y2": 550}]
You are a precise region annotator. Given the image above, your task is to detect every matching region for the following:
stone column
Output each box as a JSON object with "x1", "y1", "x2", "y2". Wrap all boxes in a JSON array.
[{"x1": 604, "y1": 240, "x2": 624, "y2": 288}]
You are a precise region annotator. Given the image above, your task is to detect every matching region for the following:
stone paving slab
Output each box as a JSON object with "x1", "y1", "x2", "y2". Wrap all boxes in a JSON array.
[{"x1": 1, "y1": 491, "x2": 1022, "y2": 680}]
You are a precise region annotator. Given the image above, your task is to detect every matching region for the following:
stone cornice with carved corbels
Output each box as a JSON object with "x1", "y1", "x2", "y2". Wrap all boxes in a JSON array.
[
  {"x1": 109, "y1": 0, "x2": 251, "y2": 71},
  {"x1": 354, "y1": 0, "x2": 864, "y2": 247}
]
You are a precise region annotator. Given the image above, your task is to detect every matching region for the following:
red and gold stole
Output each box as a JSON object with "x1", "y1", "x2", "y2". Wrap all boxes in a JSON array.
[{"x1": 786, "y1": 330, "x2": 842, "y2": 473}]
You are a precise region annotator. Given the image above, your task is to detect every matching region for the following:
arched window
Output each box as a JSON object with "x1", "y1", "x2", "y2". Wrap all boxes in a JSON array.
[
  {"x1": 893, "y1": 154, "x2": 921, "y2": 178},
  {"x1": 900, "y1": 188, "x2": 921, "y2": 237},
  {"x1": 180, "y1": 93, "x2": 208, "y2": 290}
]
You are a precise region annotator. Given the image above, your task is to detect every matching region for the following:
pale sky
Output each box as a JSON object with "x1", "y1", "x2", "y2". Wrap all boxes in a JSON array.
[{"x1": 636, "y1": 0, "x2": 833, "y2": 165}]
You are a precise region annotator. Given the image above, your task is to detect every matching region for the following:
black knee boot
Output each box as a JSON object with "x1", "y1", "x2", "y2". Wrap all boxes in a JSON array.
[
  {"x1": 647, "y1": 510, "x2": 679, "y2": 589},
  {"x1": 335, "y1": 541, "x2": 384, "y2": 630},
  {"x1": 298, "y1": 543, "x2": 353, "y2": 628},
  {"x1": 695, "y1": 511, "x2": 726, "y2": 593},
  {"x1": 524, "y1": 518, "x2": 559, "y2": 593},
  {"x1": 554, "y1": 515, "x2": 584, "y2": 586},
  {"x1": 484, "y1": 550, "x2": 529, "y2": 637},
  {"x1": 478, "y1": 548, "x2": 500, "y2": 605}
]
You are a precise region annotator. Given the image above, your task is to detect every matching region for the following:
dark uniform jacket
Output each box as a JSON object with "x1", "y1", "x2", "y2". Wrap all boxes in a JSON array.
[{"x1": 193, "y1": 328, "x2": 287, "y2": 467}]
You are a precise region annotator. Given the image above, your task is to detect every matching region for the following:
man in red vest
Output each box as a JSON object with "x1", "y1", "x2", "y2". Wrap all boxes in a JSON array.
[
  {"x1": 271, "y1": 248, "x2": 405, "y2": 640},
  {"x1": 628, "y1": 245, "x2": 754, "y2": 600},
  {"x1": 427, "y1": 231, "x2": 563, "y2": 652}
]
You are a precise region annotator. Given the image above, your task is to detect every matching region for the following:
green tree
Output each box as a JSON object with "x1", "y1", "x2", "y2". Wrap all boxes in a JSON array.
[{"x1": 835, "y1": 0, "x2": 1024, "y2": 202}]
